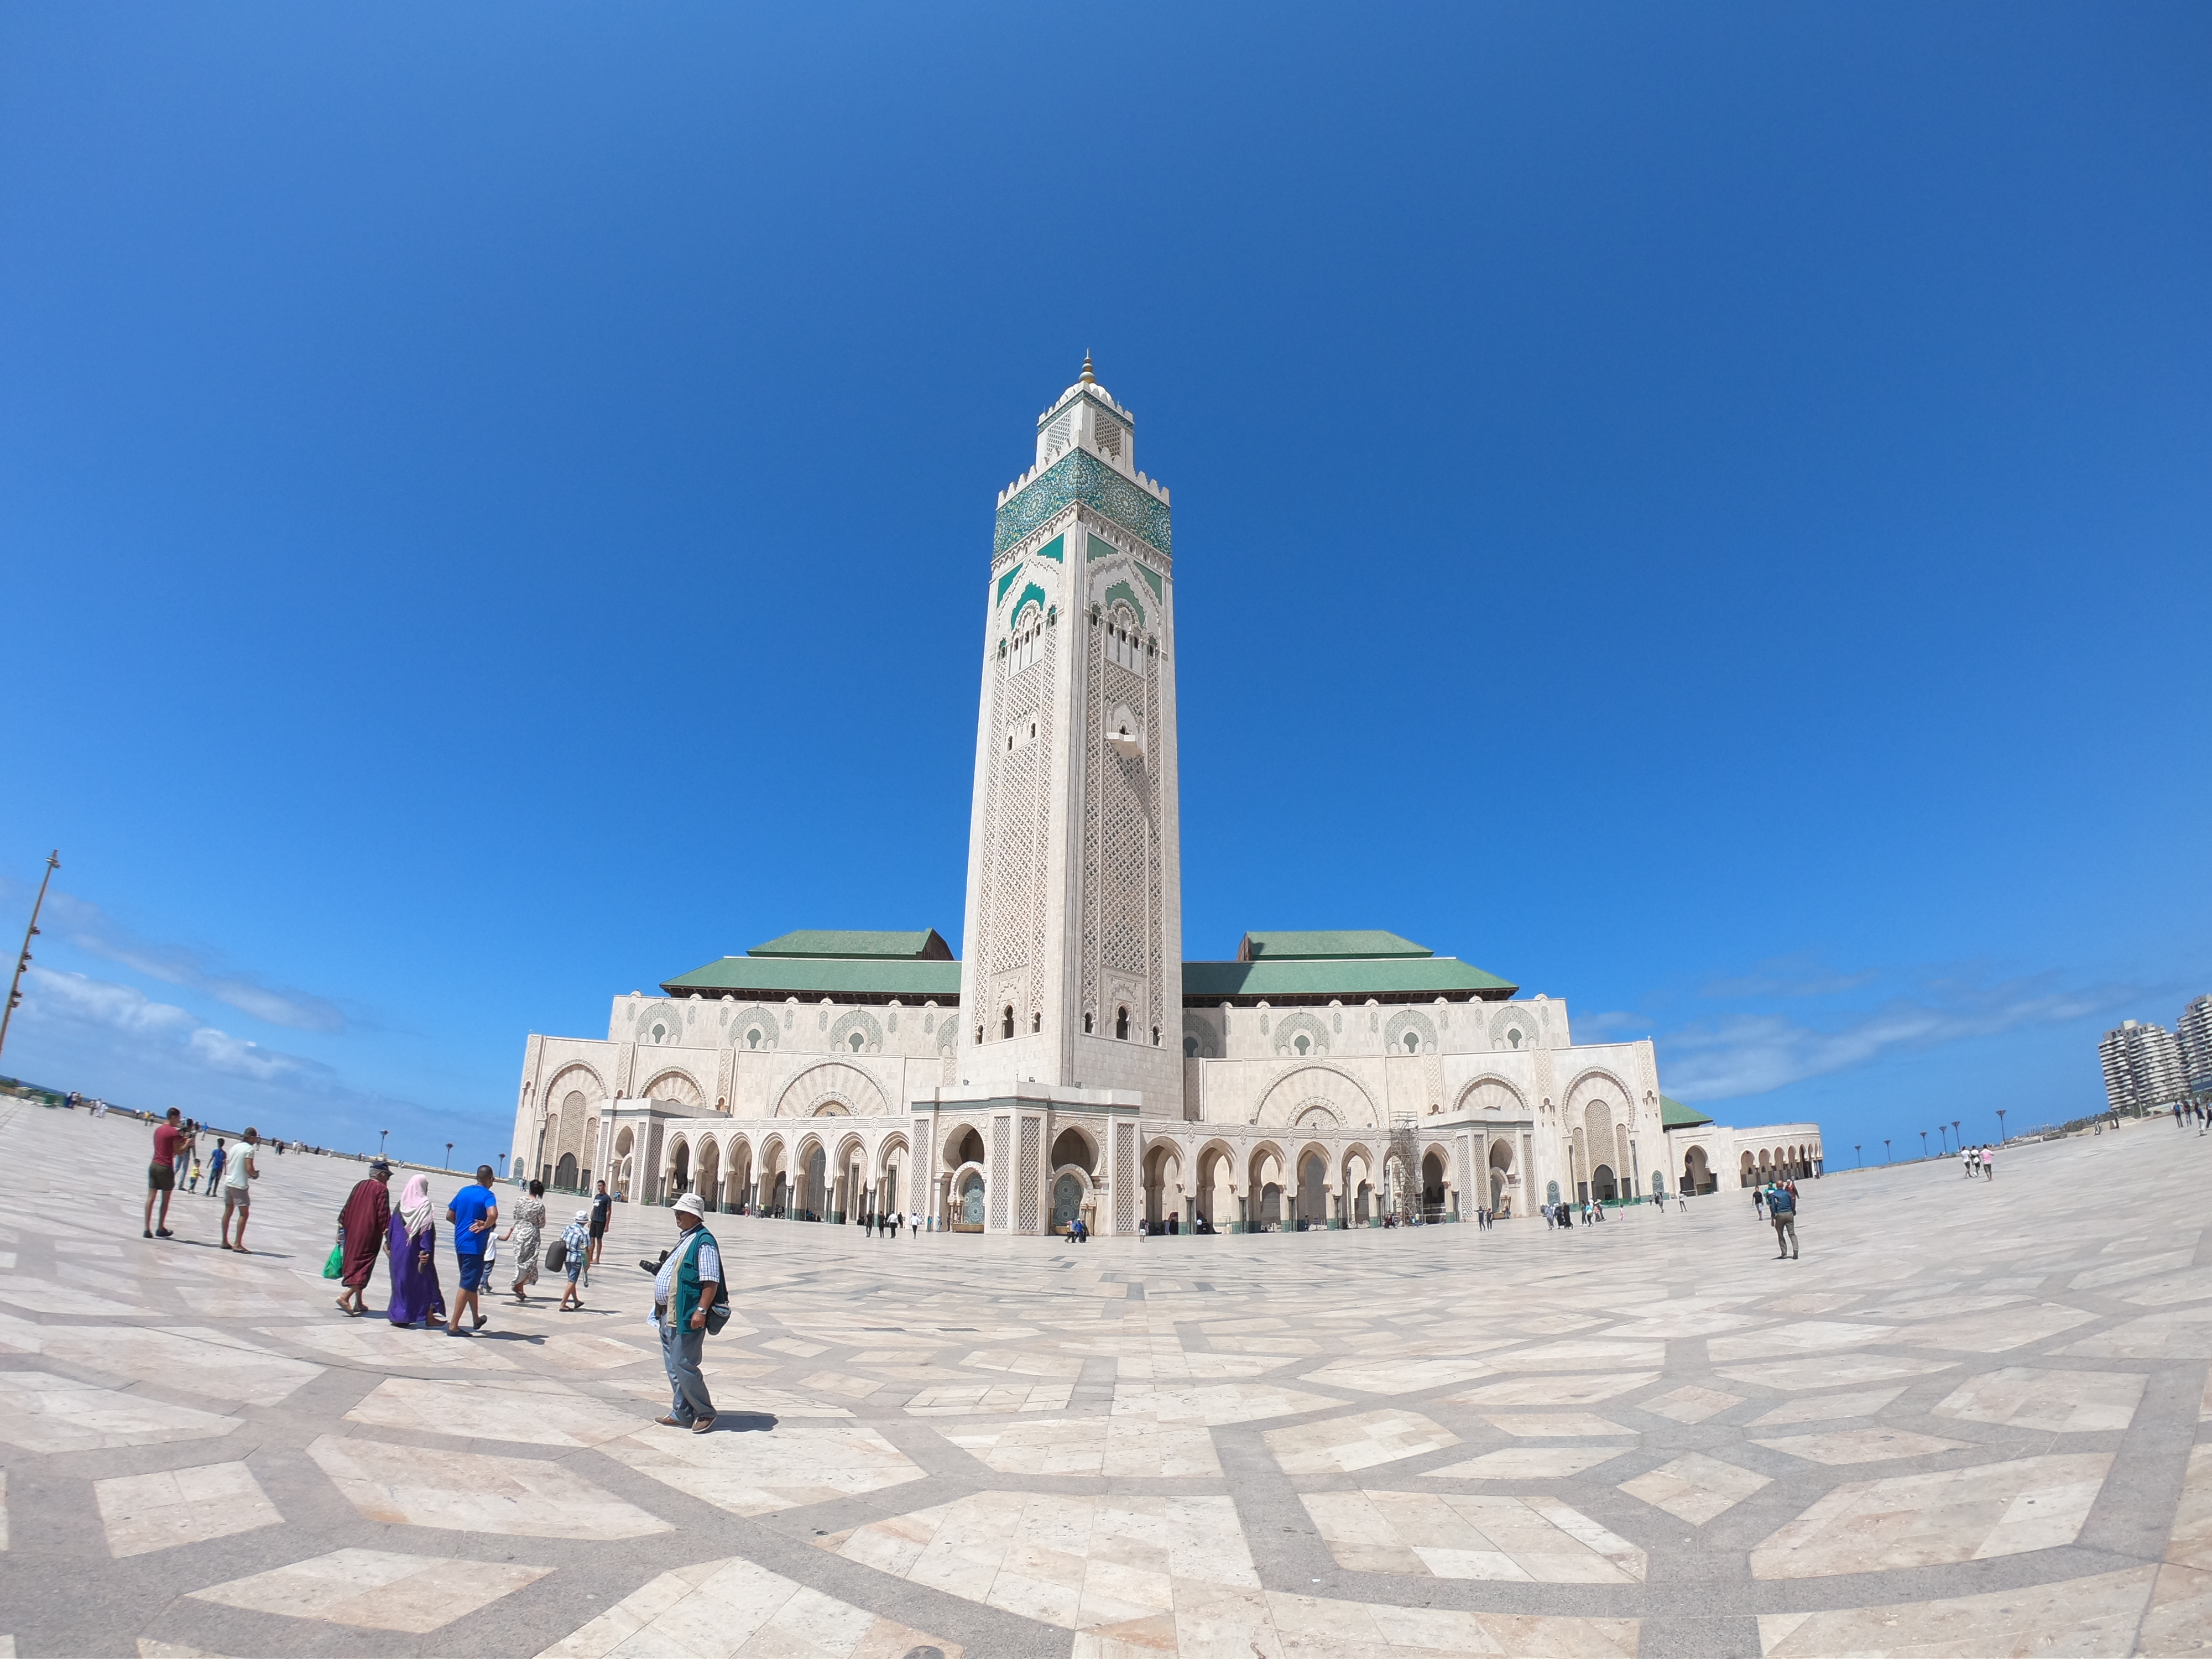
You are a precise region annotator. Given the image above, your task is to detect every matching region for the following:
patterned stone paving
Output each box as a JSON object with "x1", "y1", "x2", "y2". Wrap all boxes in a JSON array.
[{"x1": 0, "y1": 1100, "x2": 2207, "y2": 1655}]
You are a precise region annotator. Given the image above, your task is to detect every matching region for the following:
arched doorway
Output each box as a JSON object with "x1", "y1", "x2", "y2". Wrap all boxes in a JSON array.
[
  {"x1": 696, "y1": 1140, "x2": 721, "y2": 1211},
  {"x1": 1591, "y1": 1164, "x2": 1618, "y2": 1202},
  {"x1": 957, "y1": 1171, "x2": 985, "y2": 1232},
  {"x1": 670, "y1": 1140, "x2": 690, "y2": 1197},
  {"x1": 1488, "y1": 1139, "x2": 1513, "y2": 1215},
  {"x1": 1052, "y1": 1172, "x2": 1084, "y2": 1233},
  {"x1": 1421, "y1": 1150, "x2": 1447, "y2": 1219},
  {"x1": 1683, "y1": 1145, "x2": 1710, "y2": 1194},
  {"x1": 554, "y1": 1153, "x2": 580, "y2": 1191},
  {"x1": 1298, "y1": 1154, "x2": 1327, "y2": 1229},
  {"x1": 803, "y1": 1145, "x2": 827, "y2": 1219}
]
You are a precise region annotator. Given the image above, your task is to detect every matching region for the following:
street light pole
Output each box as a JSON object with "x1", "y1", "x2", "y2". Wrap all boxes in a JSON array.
[
  {"x1": 1995, "y1": 1108, "x2": 2007, "y2": 1144},
  {"x1": 378, "y1": 1130, "x2": 389, "y2": 1161},
  {"x1": 1884, "y1": 1139, "x2": 1891, "y2": 1165},
  {"x1": 445, "y1": 1142, "x2": 453, "y2": 1170},
  {"x1": 1950, "y1": 1119, "x2": 1960, "y2": 1151},
  {"x1": 1854, "y1": 1144, "x2": 1861, "y2": 1168},
  {"x1": 0, "y1": 851, "x2": 61, "y2": 1063},
  {"x1": 1919, "y1": 1131, "x2": 1929, "y2": 1159}
]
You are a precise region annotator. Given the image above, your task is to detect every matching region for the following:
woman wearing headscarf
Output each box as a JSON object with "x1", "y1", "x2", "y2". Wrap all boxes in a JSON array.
[
  {"x1": 387, "y1": 1173, "x2": 447, "y2": 1328},
  {"x1": 334, "y1": 1160, "x2": 393, "y2": 1316},
  {"x1": 502, "y1": 1180, "x2": 547, "y2": 1304},
  {"x1": 557, "y1": 1208, "x2": 592, "y2": 1312}
]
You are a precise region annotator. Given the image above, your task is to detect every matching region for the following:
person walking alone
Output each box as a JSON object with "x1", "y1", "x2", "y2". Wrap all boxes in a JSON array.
[
  {"x1": 589, "y1": 1181, "x2": 613, "y2": 1265},
  {"x1": 335, "y1": 1159, "x2": 393, "y2": 1314},
  {"x1": 220, "y1": 1129, "x2": 259, "y2": 1251},
  {"x1": 652, "y1": 1193, "x2": 724, "y2": 1434},
  {"x1": 205, "y1": 1137, "x2": 227, "y2": 1196},
  {"x1": 387, "y1": 1174, "x2": 447, "y2": 1329},
  {"x1": 144, "y1": 1108, "x2": 188, "y2": 1239},
  {"x1": 1767, "y1": 1182, "x2": 1799, "y2": 1259}
]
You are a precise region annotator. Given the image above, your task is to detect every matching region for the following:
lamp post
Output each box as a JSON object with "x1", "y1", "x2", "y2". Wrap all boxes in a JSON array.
[
  {"x1": 445, "y1": 1142, "x2": 453, "y2": 1170},
  {"x1": 1995, "y1": 1108, "x2": 2007, "y2": 1144},
  {"x1": 378, "y1": 1130, "x2": 388, "y2": 1161},
  {"x1": 1854, "y1": 1144, "x2": 1861, "y2": 1168},
  {"x1": 1884, "y1": 1139, "x2": 1891, "y2": 1165},
  {"x1": 1919, "y1": 1131, "x2": 1929, "y2": 1159},
  {"x1": 0, "y1": 851, "x2": 61, "y2": 1063},
  {"x1": 1950, "y1": 1119, "x2": 1960, "y2": 1151}
]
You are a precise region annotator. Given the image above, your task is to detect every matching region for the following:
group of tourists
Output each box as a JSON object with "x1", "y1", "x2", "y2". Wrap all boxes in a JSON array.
[
  {"x1": 143, "y1": 1107, "x2": 259, "y2": 1250},
  {"x1": 2171, "y1": 1099, "x2": 2210, "y2": 1133},
  {"x1": 327, "y1": 1164, "x2": 730, "y2": 1434},
  {"x1": 330, "y1": 1165, "x2": 618, "y2": 1332},
  {"x1": 1962, "y1": 1144, "x2": 1997, "y2": 1178},
  {"x1": 858, "y1": 1208, "x2": 919, "y2": 1239}
]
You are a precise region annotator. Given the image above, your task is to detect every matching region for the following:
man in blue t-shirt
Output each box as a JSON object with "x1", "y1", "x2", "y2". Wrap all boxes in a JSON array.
[{"x1": 445, "y1": 1166, "x2": 500, "y2": 1335}]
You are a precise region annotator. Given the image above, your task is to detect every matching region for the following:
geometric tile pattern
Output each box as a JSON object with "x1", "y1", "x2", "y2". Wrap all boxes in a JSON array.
[{"x1": 2, "y1": 1106, "x2": 2209, "y2": 1657}]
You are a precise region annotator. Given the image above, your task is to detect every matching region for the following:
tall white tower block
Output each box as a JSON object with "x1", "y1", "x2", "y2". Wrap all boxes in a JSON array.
[{"x1": 956, "y1": 357, "x2": 1185, "y2": 1113}]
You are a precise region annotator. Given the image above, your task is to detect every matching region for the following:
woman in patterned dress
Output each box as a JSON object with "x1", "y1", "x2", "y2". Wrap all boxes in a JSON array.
[{"x1": 502, "y1": 1179, "x2": 547, "y2": 1304}]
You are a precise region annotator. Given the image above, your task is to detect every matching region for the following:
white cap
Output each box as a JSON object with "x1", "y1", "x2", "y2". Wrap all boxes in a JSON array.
[{"x1": 672, "y1": 1193, "x2": 706, "y2": 1219}]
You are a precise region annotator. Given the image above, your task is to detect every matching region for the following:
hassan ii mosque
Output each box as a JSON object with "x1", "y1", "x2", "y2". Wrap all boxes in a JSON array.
[{"x1": 508, "y1": 362, "x2": 1823, "y2": 1234}]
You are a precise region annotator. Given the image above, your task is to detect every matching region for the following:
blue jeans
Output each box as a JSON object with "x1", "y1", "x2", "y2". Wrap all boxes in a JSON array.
[{"x1": 660, "y1": 1318, "x2": 713, "y2": 1423}]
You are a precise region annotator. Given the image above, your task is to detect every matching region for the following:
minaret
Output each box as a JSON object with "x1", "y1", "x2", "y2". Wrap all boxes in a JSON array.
[{"x1": 956, "y1": 356, "x2": 1183, "y2": 1113}]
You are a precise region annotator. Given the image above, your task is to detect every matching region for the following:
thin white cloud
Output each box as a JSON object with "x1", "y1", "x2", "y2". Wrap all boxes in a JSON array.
[
  {"x1": 1659, "y1": 974, "x2": 2132, "y2": 1102},
  {"x1": 39, "y1": 891, "x2": 347, "y2": 1034},
  {"x1": 1701, "y1": 954, "x2": 1881, "y2": 999},
  {"x1": 22, "y1": 967, "x2": 321, "y2": 1086}
]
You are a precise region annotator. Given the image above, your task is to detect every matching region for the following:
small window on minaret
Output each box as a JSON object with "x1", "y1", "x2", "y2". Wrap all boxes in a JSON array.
[
  {"x1": 1001, "y1": 1005, "x2": 1015, "y2": 1040},
  {"x1": 1030, "y1": 1011, "x2": 1041, "y2": 1033},
  {"x1": 1115, "y1": 1006, "x2": 1130, "y2": 1041},
  {"x1": 1083, "y1": 1011, "x2": 1094, "y2": 1034}
]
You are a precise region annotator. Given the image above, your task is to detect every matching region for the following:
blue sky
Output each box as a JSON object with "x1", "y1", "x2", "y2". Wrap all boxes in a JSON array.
[{"x1": 1, "y1": 4, "x2": 2206, "y2": 1171}]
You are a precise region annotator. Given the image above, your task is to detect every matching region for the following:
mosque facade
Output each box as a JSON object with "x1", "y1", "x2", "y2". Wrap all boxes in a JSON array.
[{"x1": 508, "y1": 364, "x2": 1822, "y2": 1233}]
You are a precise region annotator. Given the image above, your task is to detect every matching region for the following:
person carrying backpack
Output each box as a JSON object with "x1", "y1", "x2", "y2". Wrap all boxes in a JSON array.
[
  {"x1": 651, "y1": 1193, "x2": 728, "y2": 1434},
  {"x1": 1766, "y1": 1183, "x2": 1799, "y2": 1259}
]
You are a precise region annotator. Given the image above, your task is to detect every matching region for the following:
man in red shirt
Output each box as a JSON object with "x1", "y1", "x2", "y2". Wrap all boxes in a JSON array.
[{"x1": 144, "y1": 1108, "x2": 190, "y2": 1239}]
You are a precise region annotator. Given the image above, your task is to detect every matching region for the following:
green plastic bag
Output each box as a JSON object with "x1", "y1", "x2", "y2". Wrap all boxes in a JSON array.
[{"x1": 322, "y1": 1232, "x2": 343, "y2": 1279}]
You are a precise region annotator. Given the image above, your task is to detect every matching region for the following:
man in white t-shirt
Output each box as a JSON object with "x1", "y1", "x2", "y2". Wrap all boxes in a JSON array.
[{"x1": 221, "y1": 1128, "x2": 259, "y2": 1253}]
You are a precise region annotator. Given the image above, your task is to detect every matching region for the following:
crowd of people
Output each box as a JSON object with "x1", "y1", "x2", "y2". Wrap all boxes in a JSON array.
[
  {"x1": 327, "y1": 1162, "x2": 619, "y2": 1332},
  {"x1": 134, "y1": 1108, "x2": 733, "y2": 1434}
]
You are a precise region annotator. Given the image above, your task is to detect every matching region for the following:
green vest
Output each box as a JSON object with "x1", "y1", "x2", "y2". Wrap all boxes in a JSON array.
[{"x1": 670, "y1": 1227, "x2": 721, "y2": 1330}]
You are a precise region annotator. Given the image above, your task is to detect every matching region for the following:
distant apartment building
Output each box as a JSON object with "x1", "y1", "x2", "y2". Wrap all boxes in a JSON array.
[
  {"x1": 2179, "y1": 995, "x2": 2212, "y2": 1095},
  {"x1": 2099, "y1": 1017, "x2": 2187, "y2": 1115}
]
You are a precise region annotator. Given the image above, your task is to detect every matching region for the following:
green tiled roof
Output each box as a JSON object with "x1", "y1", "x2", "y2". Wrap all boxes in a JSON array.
[
  {"x1": 747, "y1": 929, "x2": 952, "y2": 961},
  {"x1": 1183, "y1": 957, "x2": 1516, "y2": 1004},
  {"x1": 1660, "y1": 1096, "x2": 1713, "y2": 1129},
  {"x1": 662, "y1": 956, "x2": 961, "y2": 1002},
  {"x1": 1237, "y1": 930, "x2": 1432, "y2": 962}
]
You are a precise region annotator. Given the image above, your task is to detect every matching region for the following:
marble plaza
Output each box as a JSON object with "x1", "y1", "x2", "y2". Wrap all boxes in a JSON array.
[{"x1": 0, "y1": 1102, "x2": 2209, "y2": 1655}]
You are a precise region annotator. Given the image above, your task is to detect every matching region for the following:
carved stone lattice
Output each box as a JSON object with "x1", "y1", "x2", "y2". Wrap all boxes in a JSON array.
[
  {"x1": 1114, "y1": 1120, "x2": 1137, "y2": 1234},
  {"x1": 1018, "y1": 1117, "x2": 1042, "y2": 1234},
  {"x1": 990, "y1": 1117, "x2": 1012, "y2": 1232},
  {"x1": 1385, "y1": 1115, "x2": 1420, "y2": 1223}
]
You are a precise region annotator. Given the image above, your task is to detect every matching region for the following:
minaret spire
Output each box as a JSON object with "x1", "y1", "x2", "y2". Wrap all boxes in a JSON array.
[{"x1": 1080, "y1": 351, "x2": 1095, "y2": 385}]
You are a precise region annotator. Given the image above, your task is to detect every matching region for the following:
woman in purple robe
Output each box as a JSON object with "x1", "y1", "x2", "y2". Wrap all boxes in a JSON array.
[{"x1": 387, "y1": 1173, "x2": 446, "y2": 1328}]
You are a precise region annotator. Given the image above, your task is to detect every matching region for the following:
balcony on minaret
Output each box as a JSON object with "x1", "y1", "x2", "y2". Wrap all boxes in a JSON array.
[{"x1": 1032, "y1": 354, "x2": 1138, "y2": 479}]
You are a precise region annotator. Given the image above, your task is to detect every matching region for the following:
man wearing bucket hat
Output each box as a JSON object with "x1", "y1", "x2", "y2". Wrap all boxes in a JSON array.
[{"x1": 651, "y1": 1193, "x2": 726, "y2": 1433}]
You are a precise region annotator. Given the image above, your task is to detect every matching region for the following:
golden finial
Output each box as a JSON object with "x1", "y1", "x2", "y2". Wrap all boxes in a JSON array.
[{"x1": 1080, "y1": 351, "x2": 1095, "y2": 385}]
